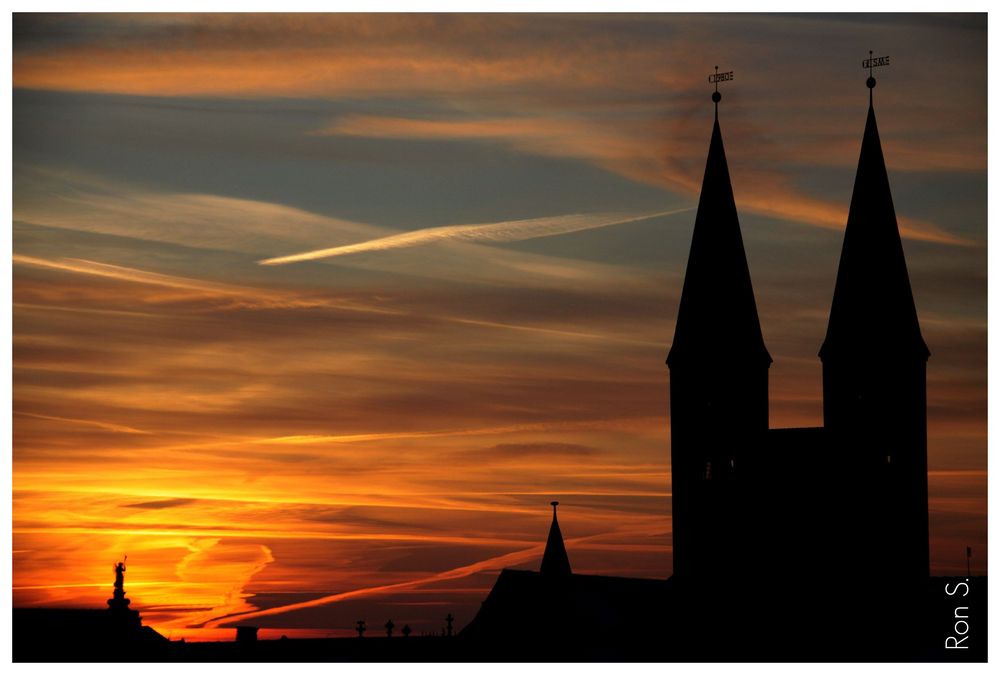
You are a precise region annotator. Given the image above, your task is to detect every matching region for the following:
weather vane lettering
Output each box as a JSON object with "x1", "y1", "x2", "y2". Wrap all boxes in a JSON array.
[
  {"x1": 863, "y1": 50, "x2": 890, "y2": 91},
  {"x1": 708, "y1": 65, "x2": 733, "y2": 116},
  {"x1": 708, "y1": 66, "x2": 733, "y2": 92}
]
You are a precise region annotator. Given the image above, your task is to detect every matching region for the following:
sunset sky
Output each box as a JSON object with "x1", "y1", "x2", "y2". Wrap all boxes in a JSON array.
[{"x1": 11, "y1": 13, "x2": 987, "y2": 640}]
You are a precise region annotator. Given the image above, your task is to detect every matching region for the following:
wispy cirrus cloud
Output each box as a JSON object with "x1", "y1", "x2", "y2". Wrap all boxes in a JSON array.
[
  {"x1": 258, "y1": 209, "x2": 692, "y2": 265},
  {"x1": 14, "y1": 168, "x2": 386, "y2": 257},
  {"x1": 319, "y1": 113, "x2": 975, "y2": 248},
  {"x1": 123, "y1": 498, "x2": 198, "y2": 510},
  {"x1": 14, "y1": 171, "x2": 674, "y2": 286},
  {"x1": 12, "y1": 13, "x2": 986, "y2": 638},
  {"x1": 12, "y1": 14, "x2": 693, "y2": 98},
  {"x1": 14, "y1": 410, "x2": 151, "y2": 435},
  {"x1": 12, "y1": 254, "x2": 381, "y2": 311}
]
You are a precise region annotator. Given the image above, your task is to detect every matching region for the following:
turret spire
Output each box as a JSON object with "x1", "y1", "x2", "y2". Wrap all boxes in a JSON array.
[{"x1": 540, "y1": 501, "x2": 571, "y2": 577}]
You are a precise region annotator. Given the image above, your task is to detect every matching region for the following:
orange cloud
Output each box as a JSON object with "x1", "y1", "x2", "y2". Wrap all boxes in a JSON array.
[
  {"x1": 14, "y1": 410, "x2": 151, "y2": 435},
  {"x1": 12, "y1": 253, "x2": 390, "y2": 312},
  {"x1": 11, "y1": 14, "x2": 986, "y2": 638},
  {"x1": 14, "y1": 15, "x2": 982, "y2": 249},
  {"x1": 319, "y1": 114, "x2": 974, "y2": 247}
]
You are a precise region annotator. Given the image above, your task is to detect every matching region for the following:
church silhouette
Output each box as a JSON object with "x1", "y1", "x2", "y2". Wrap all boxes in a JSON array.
[
  {"x1": 16, "y1": 67, "x2": 983, "y2": 664},
  {"x1": 463, "y1": 70, "x2": 950, "y2": 661},
  {"x1": 668, "y1": 74, "x2": 929, "y2": 592}
]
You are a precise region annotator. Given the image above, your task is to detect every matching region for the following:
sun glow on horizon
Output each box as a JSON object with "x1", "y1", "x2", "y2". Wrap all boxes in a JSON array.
[{"x1": 12, "y1": 12, "x2": 986, "y2": 641}]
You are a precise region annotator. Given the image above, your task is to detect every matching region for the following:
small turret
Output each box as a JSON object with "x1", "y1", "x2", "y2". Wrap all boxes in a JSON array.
[{"x1": 540, "y1": 501, "x2": 571, "y2": 577}]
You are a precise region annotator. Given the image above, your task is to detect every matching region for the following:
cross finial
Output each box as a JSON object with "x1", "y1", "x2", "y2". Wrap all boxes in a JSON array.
[
  {"x1": 708, "y1": 66, "x2": 733, "y2": 119},
  {"x1": 862, "y1": 50, "x2": 890, "y2": 104}
]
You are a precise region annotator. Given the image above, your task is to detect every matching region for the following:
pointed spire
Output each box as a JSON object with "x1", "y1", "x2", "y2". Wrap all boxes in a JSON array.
[
  {"x1": 667, "y1": 107, "x2": 771, "y2": 368},
  {"x1": 540, "y1": 501, "x2": 571, "y2": 577},
  {"x1": 820, "y1": 99, "x2": 929, "y2": 362}
]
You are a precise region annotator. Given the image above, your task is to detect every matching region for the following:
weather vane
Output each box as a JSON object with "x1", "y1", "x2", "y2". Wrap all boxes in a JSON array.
[
  {"x1": 708, "y1": 65, "x2": 733, "y2": 116},
  {"x1": 862, "y1": 50, "x2": 890, "y2": 100}
]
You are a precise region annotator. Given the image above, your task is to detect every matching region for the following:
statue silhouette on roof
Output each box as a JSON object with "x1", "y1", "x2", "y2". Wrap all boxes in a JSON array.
[
  {"x1": 108, "y1": 555, "x2": 131, "y2": 611},
  {"x1": 113, "y1": 560, "x2": 126, "y2": 593}
]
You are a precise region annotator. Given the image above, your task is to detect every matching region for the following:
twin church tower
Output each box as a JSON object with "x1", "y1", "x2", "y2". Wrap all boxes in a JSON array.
[
  {"x1": 667, "y1": 68, "x2": 929, "y2": 588},
  {"x1": 465, "y1": 64, "x2": 931, "y2": 658}
]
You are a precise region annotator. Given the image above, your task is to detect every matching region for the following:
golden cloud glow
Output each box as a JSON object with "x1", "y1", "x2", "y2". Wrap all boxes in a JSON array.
[
  {"x1": 319, "y1": 114, "x2": 973, "y2": 247},
  {"x1": 12, "y1": 13, "x2": 986, "y2": 640}
]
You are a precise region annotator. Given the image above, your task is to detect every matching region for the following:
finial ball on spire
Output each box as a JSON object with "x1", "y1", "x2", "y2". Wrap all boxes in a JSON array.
[
  {"x1": 708, "y1": 66, "x2": 731, "y2": 113},
  {"x1": 551, "y1": 501, "x2": 559, "y2": 507},
  {"x1": 862, "y1": 51, "x2": 888, "y2": 92}
]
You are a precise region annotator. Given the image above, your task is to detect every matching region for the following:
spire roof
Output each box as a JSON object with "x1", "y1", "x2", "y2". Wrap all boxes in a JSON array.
[
  {"x1": 540, "y1": 501, "x2": 571, "y2": 577},
  {"x1": 667, "y1": 114, "x2": 771, "y2": 368},
  {"x1": 820, "y1": 102, "x2": 929, "y2": 362}
]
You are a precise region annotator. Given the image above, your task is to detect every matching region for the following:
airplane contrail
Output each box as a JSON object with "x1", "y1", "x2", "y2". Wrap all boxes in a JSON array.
[
  {"x1": 199, "y1": 543, "x2": 547, "y2": 627},
  {"x1": 258, "y1": 207, "x2": 694, "y2": 265},
  {"x1": 198, "y1": 524, "x2": 662, "y2": 628}
]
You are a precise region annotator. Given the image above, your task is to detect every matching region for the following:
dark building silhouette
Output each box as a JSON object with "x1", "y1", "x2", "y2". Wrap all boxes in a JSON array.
[
  {"x1": 236, "y1": 625, "x2": 259, "y2": 644},
  {"x1": 819, "y1": 101, "x2": 931, "y2": 584},
  {"x1": 667, "y1": 84, "x2": 930, "y2": 594},
  {"x1": 462, "y1": 503, "x2": 670, "y2": 660},
  {"x1": 666, "y1": 103, "x2": 772, "y2": 583},
  {"x1": 462, "y1": 77, "x2": 967, "y2": 662},
  {"x1": 14, "y1": 561, "x2": 168, "y2": 661}
]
